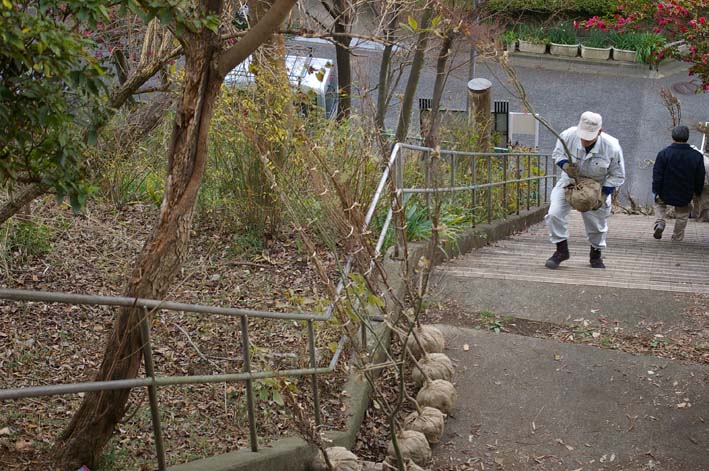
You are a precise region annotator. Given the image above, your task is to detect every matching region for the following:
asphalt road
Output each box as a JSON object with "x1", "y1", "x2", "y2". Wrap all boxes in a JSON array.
[{"x1": 292, "y1": 37, "x2": 709, "y2": 206}]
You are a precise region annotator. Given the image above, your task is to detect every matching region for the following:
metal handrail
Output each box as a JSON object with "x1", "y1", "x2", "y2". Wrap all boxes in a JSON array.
[{"x1": 0, "y1": 142, "x2": 553, "y2": 469}]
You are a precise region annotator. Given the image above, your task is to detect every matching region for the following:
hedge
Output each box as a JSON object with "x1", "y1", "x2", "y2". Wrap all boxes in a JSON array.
[{"x1": 486, "y1": 0, "x2": 617, "y2": 17}]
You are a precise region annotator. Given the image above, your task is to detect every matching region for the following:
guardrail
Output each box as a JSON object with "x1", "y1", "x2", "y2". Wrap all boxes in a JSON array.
[
  {"x1": 0, "y1": 142, "x2": 554, "y2": 469},
  {"x1": 390, "y1": 143, "x2": 556, "y2": 225}
]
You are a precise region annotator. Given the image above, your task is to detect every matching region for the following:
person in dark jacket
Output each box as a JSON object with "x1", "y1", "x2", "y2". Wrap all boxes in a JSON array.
[{"x1": 652, "y1": 125, "x2": 706, "y2": 241}]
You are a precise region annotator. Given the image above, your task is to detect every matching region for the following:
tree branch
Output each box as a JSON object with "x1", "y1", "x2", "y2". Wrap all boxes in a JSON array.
[{"x1": 217, "y1": 0, "x2": 297, "y2": 78}]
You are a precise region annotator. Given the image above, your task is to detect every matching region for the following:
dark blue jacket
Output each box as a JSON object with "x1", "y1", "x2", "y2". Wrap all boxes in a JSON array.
[{"x1": 652, "y1": 143, "x2": 705, "y2": 207}]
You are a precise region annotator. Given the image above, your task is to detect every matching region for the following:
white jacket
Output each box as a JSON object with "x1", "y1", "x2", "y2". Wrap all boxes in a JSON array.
[{"x1": 552, "y1": 126, "x2": 626, "y2": 189}]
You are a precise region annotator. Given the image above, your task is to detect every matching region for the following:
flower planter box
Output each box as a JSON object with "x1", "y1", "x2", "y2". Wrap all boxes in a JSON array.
[
  {"x1": 518, "y1": 40, "x2": 547, "y2": 54},
  {"x1": 549, "y1": 43, "x2": 579, "y2": 57},
  {"x1": 612, "y1": 47, "x2": 637, "y2": 62},
  {"x1": 505, "y1": 41, "x2": 517, "y2": 53},
  {"x1": 580, "y1": 45, "x2": 611, "y2": 60}
]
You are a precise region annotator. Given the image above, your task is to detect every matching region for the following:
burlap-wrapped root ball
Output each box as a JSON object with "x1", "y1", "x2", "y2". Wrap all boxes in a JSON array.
[
  {"x1": 312, "y1": 446, "x2": 362, "y2": 471},
  {"x1": 378, "y1": 459, "x2": 425, "y2": 471},
  {"x1": 386, "y1": 430, "x2": 432, "y2": 467},
  {"x1": 404, "y1": 406, "x2": 445, "y2": 444},
  {"x1": 416, "y1": 379, "x2": 457, "y2": 414},
  {"x1": 411, "y1": 353, "x2": 454, "y2": 386},
  {"x1": 405, "y1": 325, "x2": 445, "y2": 359}
]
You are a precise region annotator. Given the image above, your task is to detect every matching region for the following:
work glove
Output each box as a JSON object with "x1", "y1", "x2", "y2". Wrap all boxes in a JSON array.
[{"x1": 562, "y1": 162, "x2": 579, "y2": 179}]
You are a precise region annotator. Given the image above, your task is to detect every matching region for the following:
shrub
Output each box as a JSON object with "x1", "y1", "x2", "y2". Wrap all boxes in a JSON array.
[
  {"x1": 3, "y1": 220, "x2": 54, "y2": 263},
  {"x1": 501, "y1": 30, "x2": 518, "y2": 45},
  {"x1": 581, "y1": 30, "x2": 611, "y2": 48},
  {"x1": 610, "y1": 32, "x2": 666, "y2": 64},
  {"x1": 548, "y1": 23, "x2": 578, "y2": 45},
  {"x1": 516, "y1": 24, "x2": 548, "y2": 45},
  {"x1": 487, "y1": 0, "x2": 616, "y2": 16}
]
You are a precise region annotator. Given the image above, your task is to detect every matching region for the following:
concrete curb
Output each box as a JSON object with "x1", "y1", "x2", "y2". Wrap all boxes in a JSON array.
[{"x1": 168, "y1": 205, "x2": 549, "y2": 471}]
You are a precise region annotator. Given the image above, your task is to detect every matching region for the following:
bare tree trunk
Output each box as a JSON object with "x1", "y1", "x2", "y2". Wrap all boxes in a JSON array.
[
  {"x1": 331, "y1": 0, "x2": 352, "y2": 120},
  {"x1": 54, "y1": 0, "x2": 296, "y2": 465},
  {"x1": 374, "y1": 0, "x2": 400, "y2": 134},
  {"x1": 423, "y1": 32, "x2": 454, "y2": 148},
  {"x1": 394, "y1": 7, "x2": 433, "y2": 144}
]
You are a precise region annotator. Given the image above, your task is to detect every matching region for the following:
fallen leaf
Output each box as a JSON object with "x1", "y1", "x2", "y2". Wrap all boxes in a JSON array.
[
  {"x1": 15, "y1": 440, "x2": 32, "y2": 451},
  {"x1": 463, "y1": 344, "x2": 470, "y2": 351},
  {"x1": 0, "y1": 426, "x2": 12, "y2": 436}
]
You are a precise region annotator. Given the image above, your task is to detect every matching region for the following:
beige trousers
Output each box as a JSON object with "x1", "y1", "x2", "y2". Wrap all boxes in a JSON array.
[{"x1": 654, "y1": 201, "x2": 689, "y2": 241}]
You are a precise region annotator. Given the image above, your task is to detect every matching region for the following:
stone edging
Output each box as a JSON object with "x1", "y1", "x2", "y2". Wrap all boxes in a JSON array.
[{"x1": 168, "y1": 205, "x2": 549, "y2": 471}]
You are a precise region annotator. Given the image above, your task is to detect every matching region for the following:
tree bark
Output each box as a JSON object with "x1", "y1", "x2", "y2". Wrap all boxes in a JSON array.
[
  {"x1": 423, "y1": 32, "x2": 454, "y2": 148},
  {"x1": 394, "y1": 8, "x2": 433, "y2": 144},
  {"x1": 374, "y1": 0, "x2": 401, "y2": 134},
  {"x1": 0, "y1": 184, "x2": 48, "y2": 222},
  {"x1": 54, "y1": 0, "x2": 296, "y2": 466},
  {"x1": 331, "y1": 0, "x2": 352, "y2": 121}
]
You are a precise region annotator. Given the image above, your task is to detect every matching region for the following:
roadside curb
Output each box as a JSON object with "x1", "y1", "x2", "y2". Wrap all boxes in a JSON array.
[{"x1": 168, "y1": 206, "x2": 549, "y2": 471}]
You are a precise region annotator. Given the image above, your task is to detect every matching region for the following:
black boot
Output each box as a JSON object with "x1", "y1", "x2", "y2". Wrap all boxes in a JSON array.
[
  {"x1": 545, "y1": 240, "x2": 570, "y2": 269},
  {"x1": 590, "y1": 247, "x2": 605, "y2": 269}
]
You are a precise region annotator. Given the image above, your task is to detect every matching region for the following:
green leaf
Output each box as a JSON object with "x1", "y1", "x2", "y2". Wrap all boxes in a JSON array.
[
  {"x1": 272, "y1": 391, "x2": 284, "y2": 406},
  {"x1": 159, "y1": 8, "x2": 173, "y2": 25},
  {"x1": 367, "y1": 293, "x2": 385, "y2": 308},
  {"x1": 408, "y1": 16, "x2": 418, "y2": 31},
  {"x1": 431, "y1": 16, "x2": 441, "y2": 28}
]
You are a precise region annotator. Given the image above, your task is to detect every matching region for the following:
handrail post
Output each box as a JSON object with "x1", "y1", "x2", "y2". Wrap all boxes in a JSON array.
[
  {"x1": 450, "y1": 154, "x2": 456, "y2": 206},
  {"x1": 471, "y1": 156, "x2": 477, "y2": 226},
  {"x1": 502, "y1": 154, "x2": 508, "y2": 217},
  {"x1": 487, "y1": 156, "x2": 492, "y2": 224},
  {"x1": 425, "y1": 149, "x2": 431, "y2": 210},
  {"x1": 308, "y1": 320, "x2": 322, "y2": 426},
  {"x1": 241, "y1": 315, "x2": 258, "y2": 452},
  {"x1": 140, "y1": 307, "x2": 166, "y2": 471},
  {"x1": 516, "y1": 155, "x2": 521, "y2": 215},
  {"x1": 536, "y1": 155, "x2": 541, "y2": 207},
  {"x1": 526, "y1": 154, "x2": 531, "y2": 211},
  {"x1": 544, "y1": 155, "x2": 549, "y2": 204}
]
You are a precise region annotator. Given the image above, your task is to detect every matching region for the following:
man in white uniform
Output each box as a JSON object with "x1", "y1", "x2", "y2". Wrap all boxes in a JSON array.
[{"x1": 545, "y1": 111, "x2": 625, "y2": 269}]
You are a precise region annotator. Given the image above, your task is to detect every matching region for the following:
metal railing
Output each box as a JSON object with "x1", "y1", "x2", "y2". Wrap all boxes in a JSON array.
[
  {"x1": 0, "y1": 142, "x2": 554, "y2": 469},
  {"x1": 390, "y1": 143, "x2": 556, "y2": 225}
]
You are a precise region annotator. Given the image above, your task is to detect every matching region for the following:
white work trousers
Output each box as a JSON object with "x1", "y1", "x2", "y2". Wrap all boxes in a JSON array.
[{"x1": 545, "y1": 181, "x2": 612, "y2": 249}]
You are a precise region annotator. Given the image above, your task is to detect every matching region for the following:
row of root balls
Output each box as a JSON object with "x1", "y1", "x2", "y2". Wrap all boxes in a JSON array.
[{"x1": 313, "y1": 325, "x2": 458, "y2": 471}]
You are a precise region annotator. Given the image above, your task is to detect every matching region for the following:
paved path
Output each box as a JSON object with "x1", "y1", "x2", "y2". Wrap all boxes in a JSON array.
[{"x1": 427, "y1": 214, "x2": 709, "y2": 470}]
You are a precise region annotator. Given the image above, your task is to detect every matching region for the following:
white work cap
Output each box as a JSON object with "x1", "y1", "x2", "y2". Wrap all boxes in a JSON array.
[{"x1": 576, "y1": 111, "x2": 602, "y2": 141}]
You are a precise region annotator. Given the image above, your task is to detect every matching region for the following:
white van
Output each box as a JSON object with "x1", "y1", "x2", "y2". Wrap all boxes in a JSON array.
[{"x1": 224, "y1": 54, "x2": 338, "y2": 120}]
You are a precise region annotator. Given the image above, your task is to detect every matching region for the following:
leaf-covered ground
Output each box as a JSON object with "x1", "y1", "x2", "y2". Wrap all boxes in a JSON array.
[{"x1": 0, "y1": 199, "x2": 350, "y2": 470}]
